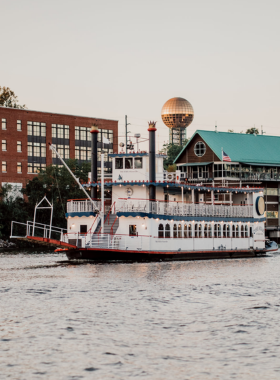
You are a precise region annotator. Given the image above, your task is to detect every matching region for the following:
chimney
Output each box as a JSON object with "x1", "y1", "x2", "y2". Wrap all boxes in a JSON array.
[
  {"x1": 148, "y1": 121, "x2": 157, "y2": 202},
  {"x1": 90, "y1": 125, "x2": 99, "y2": 200}
]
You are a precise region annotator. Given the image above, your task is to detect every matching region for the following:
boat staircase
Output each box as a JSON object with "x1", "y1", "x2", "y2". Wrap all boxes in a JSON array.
[{"x1": 86, "y1": 203, "x2": 119, "y2": 248}]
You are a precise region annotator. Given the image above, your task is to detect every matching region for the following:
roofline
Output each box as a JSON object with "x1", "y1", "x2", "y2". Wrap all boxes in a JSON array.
[
  {"x1": 0, "y1": 106, "x2": 119, "y2": 122},
  {"x1": 174, "y1": 129, "x2": 280, "y2": 164},
  {"x1": 173, "y1": 130, "x2": 199, "y2": 163}
]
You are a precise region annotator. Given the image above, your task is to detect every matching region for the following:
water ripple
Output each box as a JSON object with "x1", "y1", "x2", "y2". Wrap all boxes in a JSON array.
[{"x1": 0, "y1": 253, "x2": 280, "y2": 379}]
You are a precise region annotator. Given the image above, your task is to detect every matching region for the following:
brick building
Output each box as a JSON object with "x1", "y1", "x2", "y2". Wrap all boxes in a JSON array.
[
  {"x1": 174, "y1": 130, "x2": 280, "y2": 242},
  {"x1": 0, "y1": 106, "x2": 118, "y2": 191}
]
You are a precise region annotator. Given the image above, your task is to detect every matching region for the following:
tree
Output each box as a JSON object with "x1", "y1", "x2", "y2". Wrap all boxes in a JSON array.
[
  {"x1": 0, "y1": 184, "x2": 28, "y2": 239},
  {"x1": 160, "y1": 141, "x2": 188, "y2": 170},
  {"x1": 22, "y1": 159, "x2": 91, "y2": 229},
  {"x1": 246, "y1": 127, "x2": 259, "y2": 135},
  {"x1": 0, "y1": 86, "x2": 26, "y2": 109}
]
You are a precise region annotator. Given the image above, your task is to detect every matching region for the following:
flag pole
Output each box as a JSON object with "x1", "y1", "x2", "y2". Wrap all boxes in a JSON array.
[{"x1": 221, "y1": 147, "x2": 223, "y2": 186}]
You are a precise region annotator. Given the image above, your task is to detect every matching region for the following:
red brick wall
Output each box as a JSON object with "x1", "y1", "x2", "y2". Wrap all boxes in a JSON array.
[{"x1": 0, "y1": 107, "x2": 118, "y2": 187}]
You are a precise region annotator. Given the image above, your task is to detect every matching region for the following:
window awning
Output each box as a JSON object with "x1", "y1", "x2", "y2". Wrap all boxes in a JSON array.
[
  {"x1": 241, "y1": 162, "x2": 280, "y2": 167},
  {"x1": 178, "y1": 162, "x2": 212, "y2": 167}
]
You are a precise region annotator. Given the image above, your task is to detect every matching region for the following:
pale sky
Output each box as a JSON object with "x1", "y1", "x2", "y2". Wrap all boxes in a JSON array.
[{"x1": 1, "y1": 0, "x2": 280, "y2": 150}]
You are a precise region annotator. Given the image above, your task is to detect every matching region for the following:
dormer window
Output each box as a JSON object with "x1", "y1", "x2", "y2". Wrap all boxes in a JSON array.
[{"x1": 194, "y1": 141, "x2": 206, "y2": 157}]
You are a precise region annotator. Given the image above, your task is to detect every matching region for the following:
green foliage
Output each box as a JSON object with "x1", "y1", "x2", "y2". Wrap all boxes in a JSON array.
[
  {"x1": 0, "y1": 86, "x2": 26, "y2": 109},
  {"x1": 167, "y1": 164, "x2": 177, "y2": 172},
  {"x1": 160, "y1": 141, "x2": 188, "y2": 170},
  {"x1": 22, "y1": 159, "x2": 91, "y2": 229},
  {"x1": 0, "y1": 184, "x2": 28, "y2": 239},
  {"x1": 246, "y1": 128, "x2": 259, "y2": 135}
]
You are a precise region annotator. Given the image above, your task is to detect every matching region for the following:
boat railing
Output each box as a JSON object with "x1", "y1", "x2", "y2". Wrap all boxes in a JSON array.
[
  {"x1": 115, "y1": 200, "x2": 253, "y2": 218},
  {"x1": 67, "y1": 199, "x2": 101, "y2": 213},
  {"x1": 10, "y1": 220, "x2": 67, "y2": 241},
  {"x1": 62, "y1": 232, "x2": 152, "y2": 250}
]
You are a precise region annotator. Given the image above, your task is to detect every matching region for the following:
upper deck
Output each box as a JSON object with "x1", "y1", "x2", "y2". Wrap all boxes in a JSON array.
[{"x1": 70, "y1": 181, "x2": 264, "y2": 221}]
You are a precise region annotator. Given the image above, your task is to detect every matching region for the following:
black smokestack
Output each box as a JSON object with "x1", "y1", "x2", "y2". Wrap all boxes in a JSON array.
[
  {"x1": 148, "y1": 121, "x2": 157, "y2": 201},
  {"x1": 90, "y1": 125, "x2": 99, "y2": 200}
]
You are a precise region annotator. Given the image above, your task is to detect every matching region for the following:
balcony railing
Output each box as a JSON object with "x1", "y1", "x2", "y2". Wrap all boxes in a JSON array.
[{"x1": 115, "y1": 200, "x2": 253, "y2": 218}]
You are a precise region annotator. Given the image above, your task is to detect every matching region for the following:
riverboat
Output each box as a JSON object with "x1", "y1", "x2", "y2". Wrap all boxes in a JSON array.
[{"x1": 10, "y1": 122, "x2": 273, "y2": 261}]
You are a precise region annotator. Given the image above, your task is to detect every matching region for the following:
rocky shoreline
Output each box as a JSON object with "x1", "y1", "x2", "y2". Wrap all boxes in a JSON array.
[{"x1": 0, "y1": 239, "x2": 16, "y2": 248}]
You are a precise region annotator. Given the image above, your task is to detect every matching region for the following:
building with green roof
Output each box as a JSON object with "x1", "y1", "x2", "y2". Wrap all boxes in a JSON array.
[{"x1": 173, "y1": 130, "x2": 280, "y2": 241}]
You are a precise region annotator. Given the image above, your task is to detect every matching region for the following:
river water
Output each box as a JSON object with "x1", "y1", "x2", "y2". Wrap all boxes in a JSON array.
[{"x1": 1, "y1": 251, "x2": 280, "y2": 380}]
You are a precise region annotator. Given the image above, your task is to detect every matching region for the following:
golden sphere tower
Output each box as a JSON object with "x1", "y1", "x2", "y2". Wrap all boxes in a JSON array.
[{"x1": 161, "y1": 97, "x2": 194, "y2": 145}]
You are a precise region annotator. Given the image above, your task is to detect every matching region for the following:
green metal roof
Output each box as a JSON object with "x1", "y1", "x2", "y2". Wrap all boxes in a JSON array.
[
  {"x1": 178, "y1": 162, "x2": 212, "y2": 167},
  {"x1": 174, "y1": 130, "x2": 280, "y2": 165}
]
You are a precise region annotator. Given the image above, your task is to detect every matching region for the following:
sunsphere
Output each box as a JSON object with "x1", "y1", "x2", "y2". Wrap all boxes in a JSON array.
[{"x1": 161, "y1": 97, "x2": 194, "y2": 129}]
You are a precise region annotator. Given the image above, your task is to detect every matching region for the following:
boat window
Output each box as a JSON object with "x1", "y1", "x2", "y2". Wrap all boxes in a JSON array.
[
  {"x1": 204, "y1": 224, "x2": 208, "y2": 238},
  {"x1": 198, "y1": 224, "x2": 202, "y2": 238},
  {"x1": 173, "y1": 224, "x2": 177, "y2": 238},
  {"x1": 223, "y1": 224, "x2": 227, "y2": 237},
  {"x1": 129, "y1": 225, "x2": 137, "y2": 236},
  {"x1": 245, "y1": 225, "x2": 249, "y2": 237},
  {"x1": 232, "y1": 225, "x2": 236, "y2": 238},
  {"x1": 80, "y1": 225, "x2": 87, "y2": 234},
  {"x1": 214, "y1": 224, "x2": 219, "y2": 238},
  {"x1": 165, "y1": 224, "x2": 170, "y2": 238},
  {"x1": 236, "y1": 224, "x2": 240, "y2": 237},
  {"x1": 208, "y1": 224, "x2": 212, "y2": 238},
  {"x1": 241, "y1": 225, "x2": 244, "y2": 238},
  {"x1": 178, "y1": 224, "x2": 182, "y2": 238},
  {"x1": 158, "y1": 224, "x2": 164, "y2": 238},
  {"x1": 125, "y1": 157, "x2": 133, "y2": 169},
  {"x1": 115, "y1": 158, "x2": 123, "y2": 169},
  {"x1": 184, "y1": 224, "x2": 188, "y2": 238},
  {"x1": 188, "y1": 224, "x2": 192, "y2": 238},
  {"x1": 134, "y1": 157, "x2": 143, "y2": 169},
  {"x1": 194, "y1": 224, "x2": 198, "y2": 238}
]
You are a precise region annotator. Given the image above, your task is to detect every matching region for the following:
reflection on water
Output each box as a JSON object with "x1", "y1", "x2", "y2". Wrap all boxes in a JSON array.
[{"x1": 1, "y1": 252, "x2": 280, "y2": 379}]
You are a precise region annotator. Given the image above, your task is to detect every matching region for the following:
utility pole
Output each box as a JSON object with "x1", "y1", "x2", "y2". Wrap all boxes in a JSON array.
[{"x1": 125, "y1": 115, "x2": 131, "y2": 154}]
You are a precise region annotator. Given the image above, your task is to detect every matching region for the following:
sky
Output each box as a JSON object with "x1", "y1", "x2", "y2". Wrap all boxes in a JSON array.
[{"x1": 1, "y1": 0, "x2": 280, "y2": 150}]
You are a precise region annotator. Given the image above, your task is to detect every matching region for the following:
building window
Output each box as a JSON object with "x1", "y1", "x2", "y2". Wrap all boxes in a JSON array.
[
  {"x1": 2, "y1": 140, "x2": 7, "y2": 151},
  {"x1": 52, "y1": 124, "x2": 69, "y2": 139},
  {"x1": 75, "y1": 146, "x2": 90, "y2": 161},
  {"x1": 52, "y1": 144, "x2": 69, "y2": 160},
  {"x1": 17, "y1": 141, "x2": 22, "y2": 152},
  {"x1": 17, "y1": 120, "x2": 22, "y2": 131},
  {"x1": 134, "y1": 157, "x2": 143, "y2": 169},
  {"x1": 27, "y1": 121, "x2": 46, "y2": 136},
  {"x1": 2, "y1": 118, "x2": 7, "y2": 130},
  {"x1": 75, "y1": 126, "x2": 88, "y2": 141},
  {"x1": 115, "y1": 158, "x2": 123, "y2": 169},
  {"x1": 2, "y1": 161, "x2": 7, "y2": 172},
  {"x1": 28, "y1": 142, "x2": 46, "y2": 157},
  {"x1": 27, "y1": 163, "x2": 46, "y2": 174},
  {"x1": 17, "y1": 162, "x2": 22, "y2": 173},
  {"x1": 194, "y1": 141, "x2": 206, "y2": 157}
]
